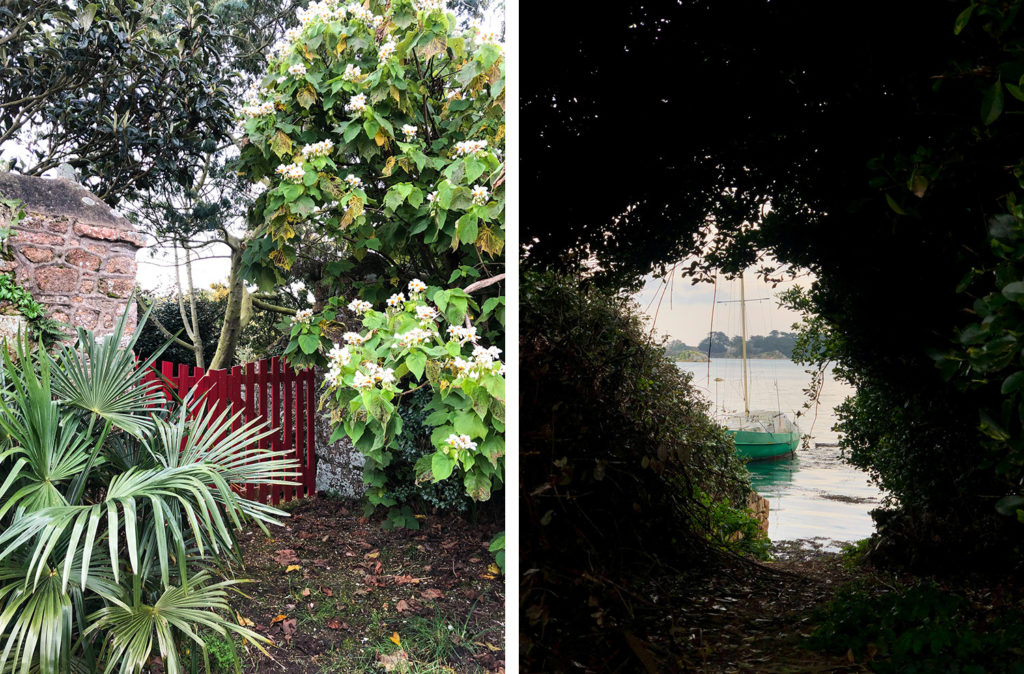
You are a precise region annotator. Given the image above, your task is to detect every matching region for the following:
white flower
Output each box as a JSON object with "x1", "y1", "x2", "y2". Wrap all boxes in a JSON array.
[
  {"x1": 474, "y1": 29, "x2": 501, "y2": 46},
  {"x1": 408, "y1": 278, "x2": 427, "y2": 294},
  {"x1": 345, "y1": 93, "x2": 367, "y2": 112},
  {"x1": 415, "y1": 305, "x2": 438, "y2": 322},
  {"x1": 347, "y1": 298, "x2": 373, "y2": 314},
  {"x1": 291, "y1": 308, "x2": 314, "y2": 325},
  {"x1": 446, "y1": 324, "x2": 477, "y2": 344},
  {"x1": 353, "y1": 370, "x2": 374, "y2": 388},
  {"x1": 343, "y1": 64, "x2": 362, "y2": 81},
  {"x1": 285, "y1": 27, "x2": 302, "y2": 42},
  {"x1": 242, "y1": 101, "x2": 276, "y2": 117},
  {"x1": 395, "y1": 328, "x2": 432, "y2": 348},
  {"x1": 453, "y1": 139, "x2": 487, "y2": 157},
  {"x1": 413, "y1": 0, "x2": 444, "y2": 11},
  {"x1": 401, "y1": 124, "x2": 418, "y2": 140},
  {"x1": 472, "y1": 344, "x2": 501, "y2": 364},
  {"x1": 288, "y1": 63, "x2": 308, "y2": 76},
  {"x1": 386, "y1": 292, "x2": 406, "y2": 308},
  {"x1": 371, "y1": 14, "x2": 385, "y2": 28},
  {"x1": 301, "y1": 139, "x2": 334, "y2": 158},
  {"x1": 276, "y1": 163, "x2": 306, "y2": 183},
  {"x1": 347, "y1": 3, "x2": 373, "y2": 21},
  {"x1": 471, "y1": 184, "x2": 489, "y2": 204},
  {"x1": 446, "y1": 89, "x2": 463, "y2": 101},
  {"x1": 343, "y1": 331, "x2": 368, "y2": 345},
  {"x1": 345, "y1": 174, "x2": 363, "y2": 188},
  {"x1": 444, "y1": 433, "x2": 477, "y2": 451},
  {"x1": 378, "y1": 40, "x2": 396, "y2": 62}
]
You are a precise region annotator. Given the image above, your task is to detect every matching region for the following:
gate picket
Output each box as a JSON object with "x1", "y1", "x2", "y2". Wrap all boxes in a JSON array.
[{"x1": 141, "y1": 357, "x2": 317, "y2": 504}]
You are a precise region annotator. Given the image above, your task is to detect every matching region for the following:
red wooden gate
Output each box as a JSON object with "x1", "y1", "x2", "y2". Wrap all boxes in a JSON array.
[{"x1": 141, "y1": 356, "x2": 317, "y2": 504}]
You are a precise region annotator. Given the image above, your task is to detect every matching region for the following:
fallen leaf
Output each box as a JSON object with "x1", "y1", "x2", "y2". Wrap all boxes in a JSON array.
[
  {"x1": 301, "y1": 588, "x2": 311, "y2": 597},
  {"x1": 354, "y1": 588, "x2": 371, "y2": 596},
  {"x1": 365, "y1": 550, "x2": 380, "y2": 559},
  {"x1": 390, "y1": 632, "x2": 401, "y2": 646},
  {"x1": 236, "y1": 612, "x2": 254, "y2": 627},
  {"x1": 328, "y1": 618, "x2": 343, "y2": 629},
  {"x1": 274, "y1": 549, "x2": 300, "y2": 565},
  {"x1": 480, "y1": 573, "x2": 497, "y2": 580},
  {"x1": 321, "y1": 586, "x2": 334, "y2": 597},
  {"x1": 282, "y1": 619, "x2": 297, "y2": 636},
  {"x1": 474, "y1": 641, "x2": 502, "y2": 652},
  {"x1": 469, "y1": 557, "x2": 481, "y2": 563},
  {"x1": 421, "y1": 588, "x2": 444, "y2": 600},
  {"x1": 285, "y1": 565, "x2": 301, "y2": 573},
  {"x1": 374, "y1": 560, "x2": 383, "y2": 575},
  {"x1": 487, "y1": 563, "x2": 500, "y2": 575},
  {"x1": 377, "y1": 649, "x2": 409, "y2": 672},
  {"x1": 396, "y1": 599, "x2": 411, "y2": 613},
  {"x1": 393, "y1": 575, "x2": 419, "y2": 585},
  {"x1": 270, "y1": 614, "x2": 287, "y2": 626}
]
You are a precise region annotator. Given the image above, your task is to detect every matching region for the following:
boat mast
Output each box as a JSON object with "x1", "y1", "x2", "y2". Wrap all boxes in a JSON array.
[{"x1": 740, "y1": 272, "x2": 749, "y2": 416}]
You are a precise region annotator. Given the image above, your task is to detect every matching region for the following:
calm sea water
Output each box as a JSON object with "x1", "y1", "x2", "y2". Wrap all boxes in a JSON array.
[{"x1": 677, "y1": 359, "x2": 886, "y2": 548}]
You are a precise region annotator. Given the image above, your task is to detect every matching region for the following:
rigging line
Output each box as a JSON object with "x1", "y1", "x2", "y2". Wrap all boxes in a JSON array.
[
  {"x1": 646, "y1": 261, "x2": 679, "y2": 341},
  {"x1": 706, "y1": 270, "x2": 718, "y2": 388}
]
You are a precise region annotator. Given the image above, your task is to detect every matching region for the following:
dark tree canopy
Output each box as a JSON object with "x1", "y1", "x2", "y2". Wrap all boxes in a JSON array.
[{"x1": 524, "y1": 0, "x2": 1024, "y2": 565}]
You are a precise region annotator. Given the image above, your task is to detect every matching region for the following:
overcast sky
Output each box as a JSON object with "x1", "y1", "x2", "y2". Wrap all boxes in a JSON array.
[{"x1": 633, "y1": 266, "x2": 813, "y2": 346}]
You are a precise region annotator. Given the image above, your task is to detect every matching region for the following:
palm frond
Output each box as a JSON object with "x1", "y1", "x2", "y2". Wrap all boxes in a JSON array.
[
  {"x1": 84, "y1": 572, "x2": 269, "y2": 674},
  {"x1": 49, "y1": 302, "x2": 168, "y2": 437}
]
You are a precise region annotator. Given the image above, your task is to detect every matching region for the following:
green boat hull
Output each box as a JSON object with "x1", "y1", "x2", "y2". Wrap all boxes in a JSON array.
[{"x1": 728, "y1": 429, "x2": 800, "y2": 462}]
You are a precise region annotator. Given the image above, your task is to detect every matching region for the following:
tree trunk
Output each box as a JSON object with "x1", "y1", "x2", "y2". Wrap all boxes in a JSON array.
[{"x1": 208, "y1": 244, "x2": 247, "y2": 370}]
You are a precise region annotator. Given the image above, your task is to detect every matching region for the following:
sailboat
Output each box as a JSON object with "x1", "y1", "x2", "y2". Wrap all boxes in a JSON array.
[{"x1": 720, "y1": 273, "x2": 801, "y2": 461}]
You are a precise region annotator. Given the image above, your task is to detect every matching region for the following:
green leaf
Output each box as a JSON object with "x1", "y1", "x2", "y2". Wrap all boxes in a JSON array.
[
  {"x1": 298, "y1": 334, "x2": 320, "y2": 354},
  {"x1": 344, "y1": 122, "x2": 362, "y2": 143},
  {"x1": 1002, "y1": 281, "x2": 1024, "y2": 301},
  {"x1": 982, "y1": 77, "x2": 1004, "y2": 126},
  {"x1": 363, "y1": 118, "x2": 380, "y2": 140},
  {"x1": 406, "y1": 351, "x2": 426, "y2": 380},
  {"x1": 456, "y1": 213, "x2": 478, "y2": 246},
  {"x1": 1002, "y1": 371, "x2": 1024, "y2": 395},
  {"x1": 464, "y1": 470, "x2": 491, "y2": 501},
  {"x1": 431, "y1": 451, "x2": 456, "y2": 481},
  {"x1": 1007, "y1": 83, "x2": 1024, "y2": 103},
  {"x1": 954, "y1": 3, "x2": 974, "y2": 35},
  {"x1": 454, "y1": 411, "x2": 487, "y2": 439},
  {"x1": 885, "y1": 193, "x2": 906, "y2": 216},
  {"x1": 995, "y1": 494, "x2": 1024, "y2": 516}
]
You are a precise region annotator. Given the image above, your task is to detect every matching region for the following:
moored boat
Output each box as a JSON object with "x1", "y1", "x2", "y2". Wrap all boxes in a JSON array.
[{"x1": 723, "y1": 410, "x2": 800, "y2": 461}]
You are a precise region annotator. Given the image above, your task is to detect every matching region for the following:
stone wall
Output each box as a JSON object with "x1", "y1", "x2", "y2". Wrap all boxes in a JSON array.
[
  {"x1": 0, "y1": 172, "x2": 143, "y2": 336},
  {"x1": 312, "y1": 369, "x2": 367, "y2": 498}
]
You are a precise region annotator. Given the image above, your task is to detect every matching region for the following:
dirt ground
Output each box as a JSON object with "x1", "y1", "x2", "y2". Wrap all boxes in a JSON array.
[{"x1": 225, "y1": 496, "x2": 505, "y2": 673}]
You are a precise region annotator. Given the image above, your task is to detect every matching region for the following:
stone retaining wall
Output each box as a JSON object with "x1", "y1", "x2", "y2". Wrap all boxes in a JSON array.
[{"x1": 0, "y1": 172, "x2": 143, "y2": 336}]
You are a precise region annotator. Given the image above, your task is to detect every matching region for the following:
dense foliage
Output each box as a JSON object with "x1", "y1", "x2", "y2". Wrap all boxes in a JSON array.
[
  {"x1": 520, "y1": 272, "x2": 755, "y2": 669},
  {"x1": 235, "y1": 0, "x2": 505, "y2": 546},
  {"x1": 0, "y1": 312, "x2": 298, "y2": 673},
  {"x1": 809, "y1": 582, "x2": 1024, "y2": 672},
  {"x1": 524, "y1": 0, "x2": 1024, "y2": 565},
  {"x1": 135, "y1": 290, "x2": 227, "y2": 366}
]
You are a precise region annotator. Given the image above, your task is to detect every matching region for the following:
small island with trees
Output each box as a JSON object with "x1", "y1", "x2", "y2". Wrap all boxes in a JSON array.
[{"x1": 664, "y1": 330, "x2": 797, "y2": 361}]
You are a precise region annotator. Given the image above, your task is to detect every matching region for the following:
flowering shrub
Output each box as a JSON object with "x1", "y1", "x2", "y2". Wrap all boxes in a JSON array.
[
  {"x1": 280, "y1": 279, "x2": 504, "y2": 516},
  {"x1": 238, "y1": 0, "x2": 504, "y2": 562},
  {"x1": 236, "y1": 0, "x2": 505, "y2": 304}
]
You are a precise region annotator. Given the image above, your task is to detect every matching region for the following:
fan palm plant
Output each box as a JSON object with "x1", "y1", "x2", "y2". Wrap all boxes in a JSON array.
[{"x1": 0, "y1": 309, "x2": 300, "y2": 673}]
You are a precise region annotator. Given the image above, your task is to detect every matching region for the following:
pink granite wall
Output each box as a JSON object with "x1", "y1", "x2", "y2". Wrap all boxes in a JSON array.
[{"x1": 0, "y1": 172, "x2": 143, "y2": 337}]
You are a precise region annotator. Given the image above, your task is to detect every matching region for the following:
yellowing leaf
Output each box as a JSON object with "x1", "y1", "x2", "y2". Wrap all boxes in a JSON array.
[
  {"x1": 236, "y1": 612, "x2": 255, "y2": 627},
  {"x1": 335, "y1": 38, "x2": 347, "y2": 55},
  {"x1": 487, "y1": 563, "x2": 500, "y2": 575},
  {"x1": 297, "y1": 86, "x2": 317, "y2": 110},
  {"x1": 286, "y1": 564, "x2": 301, "y2": 573},
  {"x1": 270, "y1": 614, "x2": 287, "y2": 625},
  {"x1": 390, "y1": 632, "x2": 401, "y2": 646},
  {"x1": 382, "y1": 156, "x2": 396, "y2": 177},
  {"x1": 270, "y1": 130, "x2": 293, "y2": 158},
  {"x1": 374, "y1": 129, "x2": 388, "y2": 147}
]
